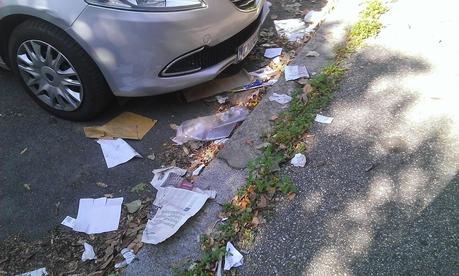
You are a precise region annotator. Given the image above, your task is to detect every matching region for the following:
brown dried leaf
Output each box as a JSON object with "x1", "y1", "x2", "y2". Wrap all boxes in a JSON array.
[
  {"x1": 287, "y1": 192, "x2": 296, "y2": 200},
  {"x1": 257, "y1": 195, "x2": 268, "y2": 209}
]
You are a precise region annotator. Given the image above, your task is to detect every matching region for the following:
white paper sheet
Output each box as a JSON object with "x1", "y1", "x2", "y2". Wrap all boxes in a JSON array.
[
  {"x1": 315, "y1": 114, "x2": 334, "y2": 124},
  {"x1": 224, "y1": 242, "x2": 244, "y2": 270},
  {"x1": 264, "y1": 48, "x2": 283, "y2": 59},
  {"x1": 290, "y1": 153, "x2": 307, "y2": 167},
  {"x1": 114, "y1": 248, "x2": 137, "y2": 269},
  {"x1": 17, "y1": 268, "x2": 48, "y2": 276},
  {"x1": 269, "y1": 93, "x2": 292, "y2": 104},
  {"x1": 284, "y1": 65, "x2": 310, "y2": 81},
  {"x1": 142, "y1": 188, "x2": 210, "y2": 244},
  {"x1": 72, "y1": 197, "x2": 123, "y2": 234},
  {"x1": 61, "y1": 216, "x2": 76, "y2": 228},
  {"x1": 81, "y1": 242, "x2": 96, "y2": 261},
  {"x1": 97, "y1": 138, "x2": 142, "y2": 168}
]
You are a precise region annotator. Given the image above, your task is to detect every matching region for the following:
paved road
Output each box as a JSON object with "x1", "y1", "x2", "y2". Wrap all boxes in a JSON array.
[
  {"x1": 242, "y1": 0, "x2": 459, "y2": 275},
  {"x1": 0, "y1": 67, "x2": 217, "y2": 240}
]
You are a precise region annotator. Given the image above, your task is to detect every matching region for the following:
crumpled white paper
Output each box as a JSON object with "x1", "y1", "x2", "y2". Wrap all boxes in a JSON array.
[
  {"x1": 224, "y1": 242, "x2": 244, "y2": 270},
  {"x1": 72, "y1": 197, "x2": 123, "y2": 234},
  {"x1": 97, "y1": 138, "x2": 142, "y2": 168},
  {"x1": 81, "y1": 242, "x2": 96, "y2": 261},
  {"x1": 264, "y1": 48, "x2": 283, "y2": 58},
  {"x1": 269, "y1": 93, "x2": 292, "y2": 104},
  {"x1": 315, "y1": 114, "x2": 334, "y2": 124},
  {"x1": 114, "y1": 248, "x2": 137, "y2": 269},
  {"x1": 284, "y1": 65, "x2": 310, "y2": 81},
  {"x1": 290, "y1": 153, "x2": 307, "y2": 167}
]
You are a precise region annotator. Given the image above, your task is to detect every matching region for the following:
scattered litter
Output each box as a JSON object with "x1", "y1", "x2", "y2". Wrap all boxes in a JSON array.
[
  {"x1": 20, "y1": 147, "x2": 28, "y2": 155},
  {"x1": 70, "y1": 197, "x2": 123, "y2": 234},
  {"x1": 192, "y1": 164, "x2": 205, "y2": 176},
  {"x1": 61, "y1": 216, "x2": 76, "y2": 228},
  {"x1": 96, "y1": 182, "x2": 108, "y2": 188},
  {"x1": 216, "y1": 258, "x2": 223, "y2": 276},
  {"x1": 172, "y1": 106, "x2": 249, "y2": 145},
  {"x1": 224, "y1": 242, "x2": 243, "y2": 270},
  {"x1": 249, "y1": 66, "x2": 279, "y2": 81},
  {"x1": 147, "y1": 153, "x2": 156, "y2": 161},
  {"x1": 23, "y1": 183, "x2": 31, "y2": 191},
  {"x1": 84, "y1": 112, "x2": 157, "y2": 140},
  {"x1": 304, "y1": 10, "x2": 323, "y2": 24},
  {"x1": 81, "y1": 242, "x2": 96, "y2": 261},
  {"x1": 284, "y1": 65, "x2": 310, "y2": 81},
  {"x1": 314, "y1": 114, "x2": 334, "y2": 124},
  {"x1": 290, "y1": 153, "x2": 307, "y2": 167},
  {"x1": 255, "y1": 142, "x2": 271, "y2": 149},
  {"x1": 216, "y1": 95, "x2": 228, "y2": 104},
  {"x1": 169, "y1": 123, "x2": 179, "y2": 130},
  {"x1": 182, "y1": 70, "x2": 253, "y2": 102},
  {"x1": 231, "y1": 79, "x2": 278, "y2": 92},
  {"x1": 17, "y1": 267, "x2": 48, "y2": 276},
  {"x1": 142, "y1": 167, "x2": 216, "y2": 244},
  {"x1": 114, "y1": 248, "x2": 137, "y2": 269},
  {"x1": 306, "y1": 50, "x2": 320, "y2": 57},
  {"x1": 97, "y1": 138, "x2": 142, "y2": 168},
  {"x1": 269, "y1": 93, "x2": 292, "y2": 104},
  {"x1": 104, "y1": 193, "x2": 114, "y2": 198},
  {"x1": 125, "y1": 199, "x2": 142, "y2": 214},
  {"x1": 264, "y1": 48, "x2": 283, "y2": 59},
  {"x1": 274, "y1": 19, "x2": 307, "y2": 41}
]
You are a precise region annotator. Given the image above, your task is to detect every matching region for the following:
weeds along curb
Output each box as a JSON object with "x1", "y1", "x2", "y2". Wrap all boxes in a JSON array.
[{"x1": 180, "y1": 1, "x2": 389, "y2": 275}]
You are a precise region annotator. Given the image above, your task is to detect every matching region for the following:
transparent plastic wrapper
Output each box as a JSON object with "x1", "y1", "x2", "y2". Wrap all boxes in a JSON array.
[{"x1": 172, "y1": 106, "x2": 250, "y2": 145}]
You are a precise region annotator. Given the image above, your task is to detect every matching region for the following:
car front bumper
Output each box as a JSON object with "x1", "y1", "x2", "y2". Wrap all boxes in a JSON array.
[{"x1": 69, "y1": 0, "x2": 269, "y2": 97}]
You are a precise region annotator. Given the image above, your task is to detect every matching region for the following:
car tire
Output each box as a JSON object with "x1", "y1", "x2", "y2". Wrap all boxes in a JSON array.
[{"x1": 8, "y1": 19, "x2": 113, "y2": 121}]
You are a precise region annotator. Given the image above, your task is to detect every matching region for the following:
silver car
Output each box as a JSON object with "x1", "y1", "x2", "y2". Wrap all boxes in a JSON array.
[{"x1": 0, "y1": 0, "x2": 269, "y2": 120}]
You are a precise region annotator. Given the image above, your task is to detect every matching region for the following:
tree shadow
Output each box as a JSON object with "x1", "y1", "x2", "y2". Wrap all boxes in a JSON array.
[{"x1": 240, "y1": 26, "x2": 459, "y2": 275}]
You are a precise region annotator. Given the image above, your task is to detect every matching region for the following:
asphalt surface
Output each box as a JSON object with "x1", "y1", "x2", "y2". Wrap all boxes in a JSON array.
[
  {"x1": 0, "y1": 0, "x2": 329, "y2": 245},
  {"x1": 0, "y1": 66, "x2": 218, "y2": 240},
  {"x1": 241, "y1": 0, "x2": 459, "y2": 275}
]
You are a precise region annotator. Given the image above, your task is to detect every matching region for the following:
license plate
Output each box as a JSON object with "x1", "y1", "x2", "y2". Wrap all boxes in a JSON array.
[{"x1": 237, "y1": 29, "x2": 259, "y2": 62}]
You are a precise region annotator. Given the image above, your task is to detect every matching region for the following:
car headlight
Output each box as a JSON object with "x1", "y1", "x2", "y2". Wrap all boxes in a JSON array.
[{"x1": 85, "y1": 0, "x2": 206, "y2": 11}]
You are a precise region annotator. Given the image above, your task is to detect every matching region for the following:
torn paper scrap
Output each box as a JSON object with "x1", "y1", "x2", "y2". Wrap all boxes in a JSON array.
[
  {"x1": 61, "y1": 216, "x2": 76, "y2": 229},
  {"x1": 274, "y1": 19, "x2": 307, "y2": 42},
  {"x1": 84, "y1": 112, "x2": 156, "y2": 140},
  {"x1": 264, "y1": 48, "x2": 282, "y2": 59},
  {"x1": 81, "y1": 242, "x2": 96, "y2": 261},
  {"x1": 269, "y1": 93, "x2": 292, "y2": 104},
  {"x1": 315, "y1": 114, "x2": 334, "y2": 124},
  {"x1": 306, "y1": 50, "x2": 320, "y2": 57},
  {"x1": 216, "y1": 95, "x2": 228, "y2": 104},
  {"x1": 290, "y1": 153, "x2": 306, "y2": 167},
  {"x1": 285, "y1": 65, "x2": 310, "y2": 81},
  {"x1": 73, "y1": 197, "x2": 123, "y2": 234},
  {"x1": 151, "y1": 167, "x2": 188, "y2": 189},
  {"x1": 192, "y1": 164, "x2": 205, "y2": 176},
  {"x1": 172, "y1": 106, "x2": 249, "y2": 145},
  {"x1": 141, "y1": 188, "x2": 210, "y2": 244},
  {"x1": 224, "y1": 242, "x2": 244, "y2": 270},
  {"x1": 97, "y1": 138, "x2": 142, "y2": 168},
  {"x1": 114, "y1": 248, "x2": 137, "y2": 269},
  {"x1": 17, "y1": 267, "x2": 48, "y2": 276},
  {"x1": 249, "y1": 66, "x2": 279, "y2": 81},
  {"x1": 231, "y1": 79, "x2": 278, "y2": 92}
]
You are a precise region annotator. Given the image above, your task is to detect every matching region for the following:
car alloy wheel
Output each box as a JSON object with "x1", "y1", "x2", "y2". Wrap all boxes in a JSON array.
[{"x1": 16, "y1": 40, "x2": 83, "y2": 111}]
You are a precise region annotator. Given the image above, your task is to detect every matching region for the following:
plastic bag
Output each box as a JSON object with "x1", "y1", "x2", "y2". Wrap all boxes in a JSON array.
[{"x1": 172, "y1": 106, "x2": 249, "y2": 145}]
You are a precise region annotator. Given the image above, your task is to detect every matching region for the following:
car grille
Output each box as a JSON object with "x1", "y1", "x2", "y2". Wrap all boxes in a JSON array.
[
  {"x1": 161, "y1": 11, "x2": 262, "y2": 77},
  {"x1": 230, "y1": 0, "x2": 257, "y2": 10}
]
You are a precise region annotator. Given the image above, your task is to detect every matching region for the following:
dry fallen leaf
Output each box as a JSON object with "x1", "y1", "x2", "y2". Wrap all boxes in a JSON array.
[
  {"x1": 182, "y1": 146, "x2": 190, "y2": 155},
  {"x1": 287, "y1": 192, "x2": 297, "y2": 200},
  {"x1": 303, "y1": 83, "x2": 313, "y2": 94},
  {"x1": 169, "y1": 123, "x2": 178, "y2": 130},
  {"x1": 257, "y1": 195, "x2": 268, "y2": 209},
  {"x1": 270, "y1": 115, "x2": 279, "y2": 121},
  {"x1": 147, "y1": 153, "x2": 156, "y2": 161}
]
